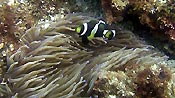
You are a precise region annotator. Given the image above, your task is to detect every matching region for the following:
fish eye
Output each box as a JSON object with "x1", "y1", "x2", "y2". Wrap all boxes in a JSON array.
[
  {"x1": 99, "y1": 23, "x2": 105, "y2": 30},
  {"x1": 76, "y1": 26, "x2": 81, "y2": 33}
]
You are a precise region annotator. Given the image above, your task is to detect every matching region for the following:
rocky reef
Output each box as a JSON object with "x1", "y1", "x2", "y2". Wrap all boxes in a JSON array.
[
  {"x1": 101, "y1": 0, "x2": 175, "y2": 59},
  {"x1": 0, "y1": 0, "x2": 175, "y2": 98}
]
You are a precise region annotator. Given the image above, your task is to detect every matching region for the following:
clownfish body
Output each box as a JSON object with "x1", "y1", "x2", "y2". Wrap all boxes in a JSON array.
[{"x1": 75, "y1": 20, "x2": 116, "y2": 44}]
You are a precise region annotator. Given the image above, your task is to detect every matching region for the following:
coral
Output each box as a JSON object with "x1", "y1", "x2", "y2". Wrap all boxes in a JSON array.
[
  {"x1": 101, "y1": 0, "x2": 114, "y2": 24},
  {"x1": 135, "y1": 65, "x2": 171, "y2": 98},
  {"x1": 0, "y1": 1, "x2": 35, "y2": 59},
  {"x1": 23, "y1": 0, "x2": 67, "y2": 20},
  {"x1": 101, "y1": 0, "x2": 175, "y2": 58},
  {"x1": 93, "y1": 70, "x2": 134, "y2": 97},
  {"x1": 128, "y1": 0, "x2": 175, "y2": 33},
  {"x1": 101, "y1": 0, "x2": 128, "y2": 24},
  {"x1": 19, "y1": 0, "x2": 103, "y2": 21},
  {"x1": 112, "y1": 0, "x2": 129, "y2": 10},
  {"x1": 92, "y1": 47, "x2": 175, "y2": 98},
  {"x1": 102, "y1": 0, "x2": 175, "y2": 33},
  {"x1": 0, "y1": 4, "x2": 19, "y2": 52}
]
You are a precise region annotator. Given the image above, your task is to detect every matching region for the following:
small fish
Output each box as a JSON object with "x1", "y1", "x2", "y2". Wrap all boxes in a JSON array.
[{"x1": 75, "y1": 20, "x2": 116, "y2": 44}]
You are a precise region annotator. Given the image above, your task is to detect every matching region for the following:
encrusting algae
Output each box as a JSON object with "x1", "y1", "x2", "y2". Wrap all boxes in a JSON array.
[
  {"x1": 101, "y1": 0, "x2": 175, "y2": 59},
  {"x1": 0, "y1": 13, "x2": 175, "y2": 98}
]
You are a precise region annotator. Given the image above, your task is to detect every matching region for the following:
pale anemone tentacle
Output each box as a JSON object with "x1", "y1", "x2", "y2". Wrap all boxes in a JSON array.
[{"x1": 4, "y1": 14, "x2": 92, "y2": 98}]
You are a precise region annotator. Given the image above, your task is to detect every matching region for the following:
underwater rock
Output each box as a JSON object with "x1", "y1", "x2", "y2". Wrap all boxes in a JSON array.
[
  {"x1": 101, "y1": 0, "x2": 128, "y2": 24},
  {"x1": 92, "y1": 48, "x2": 175, "y2": 98},
  {"x1": 93, "y1": 70, "x2": 134, "y2": 97},
  {"x1": 127, "y1": 0, "x2": 175, "y2": 57},
  {"x1": 102, "y1": 0, "x2": 175, "y2": 32},
  {"x1": 0, "y1": 4, "x2": 20, "y2": 54},
  {"x1": 101, "y1": 0, "x2": 175, "y2": 58}
]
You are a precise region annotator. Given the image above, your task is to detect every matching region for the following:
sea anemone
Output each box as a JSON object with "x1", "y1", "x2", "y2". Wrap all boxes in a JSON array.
[
  {"x1": 1, "y1": 14, "x2": 92, "y2": 98},
  {"x1": 0, "y1": 14, "x2": 175, "y2": 98}
]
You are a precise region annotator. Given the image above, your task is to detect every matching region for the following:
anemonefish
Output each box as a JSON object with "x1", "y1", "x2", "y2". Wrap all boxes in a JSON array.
[{"x1": 75, "y1": 20, "x2": 116, "y2": 44}]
